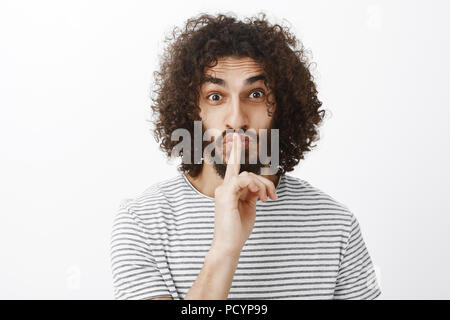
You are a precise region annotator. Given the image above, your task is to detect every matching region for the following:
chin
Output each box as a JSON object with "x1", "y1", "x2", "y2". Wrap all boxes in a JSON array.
[{"x1": 213, "y1": 162, "x2": 264, "y2": 179}]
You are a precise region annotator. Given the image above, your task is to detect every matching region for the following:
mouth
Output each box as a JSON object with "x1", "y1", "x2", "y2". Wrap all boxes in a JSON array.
[{"x1": 224, "y1": 133, "x2": 250, "y2": 149}]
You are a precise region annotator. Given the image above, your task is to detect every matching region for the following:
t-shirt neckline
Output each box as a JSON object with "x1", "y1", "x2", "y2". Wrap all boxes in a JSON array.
[{"x1": 181, "y1": 172, "x2": 284, "y2": 201}]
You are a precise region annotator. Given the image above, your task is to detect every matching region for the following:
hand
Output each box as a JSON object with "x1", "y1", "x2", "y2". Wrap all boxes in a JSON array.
[{"x1": 210, "y1": 133, "x2": 277, "y2": 257}]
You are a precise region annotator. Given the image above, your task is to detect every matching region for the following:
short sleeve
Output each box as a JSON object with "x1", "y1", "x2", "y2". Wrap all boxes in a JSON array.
[
  {"x1": 333, "y1": 214, "x2": 382, "y2": 300},
  {"x1": 110, "y1": 199, "x2": 171, "y2": 300}
]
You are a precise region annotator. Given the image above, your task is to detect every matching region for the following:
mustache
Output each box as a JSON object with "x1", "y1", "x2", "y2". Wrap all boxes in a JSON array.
[
  {"x1": 219, "y1": 129, "x2": 259, "y2": 144},
  {"x1": 199, "y1": 127, "x2": 273, "y2": 154}
]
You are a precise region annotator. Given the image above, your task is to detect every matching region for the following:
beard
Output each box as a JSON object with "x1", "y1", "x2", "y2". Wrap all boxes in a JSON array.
[{"x1": 213, "y1": 160, "x2": 265, "y2": 179}]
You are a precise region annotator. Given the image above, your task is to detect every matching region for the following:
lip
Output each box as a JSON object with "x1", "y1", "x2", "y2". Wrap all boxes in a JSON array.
[
  {"x1": 224, "y1": 133, "x2": 250, "y2": 149},
  {"x1": 224, "y1": 133, "x2": 249, "y2": 144}
]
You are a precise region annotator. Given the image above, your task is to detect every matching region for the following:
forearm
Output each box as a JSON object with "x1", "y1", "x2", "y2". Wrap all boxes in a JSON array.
[{"x1": 184, "y1": 248, "x2": 240, "y2": 300}]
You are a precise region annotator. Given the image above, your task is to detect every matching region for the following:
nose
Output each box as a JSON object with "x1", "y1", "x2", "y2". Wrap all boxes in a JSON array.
[{"x1": 225, "y1": 96, "x2": 249, "y2": 131}]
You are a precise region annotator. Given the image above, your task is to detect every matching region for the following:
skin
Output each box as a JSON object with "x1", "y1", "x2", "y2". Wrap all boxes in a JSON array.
[{"x1": 149, "y1": 56, "x2": 279, "y2": 300}]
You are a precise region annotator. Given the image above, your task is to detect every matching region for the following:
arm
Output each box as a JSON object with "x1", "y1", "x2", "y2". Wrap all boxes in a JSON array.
[
  {"x1": 111, "y1": 199, "x2": 173, "y2": 300},
  {"x1": 149, "y1": 133, "x2": 276, "y2": 300},
  {"x1": 333, "y1": 215, "x2": 381, "y2": 299},
  {"x1": 184, "y1": 248, "x2": 240, "y2": 299},
  {"x1": 185, "y1": 133, "x2": 276, "y2": 300},
  {"x1": 147, "y1": 249, "x2": 239, "y2": 300}
]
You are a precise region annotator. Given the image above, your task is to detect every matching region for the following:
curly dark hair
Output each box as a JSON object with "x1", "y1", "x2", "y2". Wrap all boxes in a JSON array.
[{"x1": 150, "y1": 12, "x2": 326, "y2": 178}]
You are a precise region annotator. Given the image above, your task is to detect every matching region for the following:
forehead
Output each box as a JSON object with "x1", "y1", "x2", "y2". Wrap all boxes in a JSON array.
[{"x1": 204, "y1": 56, "x2": 263, "y2": 77}]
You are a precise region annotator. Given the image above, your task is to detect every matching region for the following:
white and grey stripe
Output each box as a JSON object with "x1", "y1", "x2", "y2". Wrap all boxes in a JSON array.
[{"x1": 110, "y1": 173, "x2": 381, "y2": 300}]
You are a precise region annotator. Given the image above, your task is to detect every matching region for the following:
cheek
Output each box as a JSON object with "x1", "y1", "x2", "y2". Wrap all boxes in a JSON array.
[
  {"x1": 199, "y1": 105, "x2": 225, "y2": 125},
  {"x1": 199, "y1": 106, "x2": 212, "y2": 125},
  {"x1": 199, "y1": 108, "x2": 205, "y2": 121},
  {"x1": 250, "y1": 108, "x2": 273, "y2": 128}
]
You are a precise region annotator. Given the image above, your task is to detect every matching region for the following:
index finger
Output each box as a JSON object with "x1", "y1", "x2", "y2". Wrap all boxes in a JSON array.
[{"x1": 224, "y1": 133, "x2": 242, "y2": 182}]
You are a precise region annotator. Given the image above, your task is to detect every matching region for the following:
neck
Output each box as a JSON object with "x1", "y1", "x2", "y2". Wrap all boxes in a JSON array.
[{"x1": 185, "y1": 163, "x2": 280, "y2": 199}]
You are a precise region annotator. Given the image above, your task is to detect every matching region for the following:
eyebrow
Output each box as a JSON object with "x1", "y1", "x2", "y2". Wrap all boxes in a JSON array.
[{"x1": 201, "y1": 74, "x2": 266, "y2": 87}]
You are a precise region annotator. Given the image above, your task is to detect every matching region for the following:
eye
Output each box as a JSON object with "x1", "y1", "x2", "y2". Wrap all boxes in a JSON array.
[
  {"x1": 207, "y1": 93, "x2": 222, "y2": 102},
  {"x1": 249, "y1": 89, "x2": 265, "y2": 99}
]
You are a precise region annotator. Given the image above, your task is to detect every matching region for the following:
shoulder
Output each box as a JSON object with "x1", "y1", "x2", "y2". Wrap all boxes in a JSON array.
[
  {"x1": 280, "y1": 174, "x2": 356, "y2": 224},
  {"x1": 115, "y1": 173, "x2": 184, "y2": 223}
]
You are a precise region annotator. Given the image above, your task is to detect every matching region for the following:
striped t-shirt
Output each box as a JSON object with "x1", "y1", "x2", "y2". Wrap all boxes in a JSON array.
[{"x1": 110, "y1": 172, "x2": 381, "y2": 300}]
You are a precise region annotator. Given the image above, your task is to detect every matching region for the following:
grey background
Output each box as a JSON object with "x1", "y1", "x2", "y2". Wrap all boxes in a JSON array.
[{"x1": 1, "y1": 0, "x2": 449, "y2": 299}]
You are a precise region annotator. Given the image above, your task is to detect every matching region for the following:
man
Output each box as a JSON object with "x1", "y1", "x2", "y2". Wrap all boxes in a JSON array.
[{"x1": 110, "y1": 13, "x2": 381, "y2": 300}]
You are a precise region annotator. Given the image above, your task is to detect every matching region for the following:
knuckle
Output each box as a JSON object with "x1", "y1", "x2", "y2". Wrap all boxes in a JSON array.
[{"x1": 239, "y1": 171, "x2": 249, "y2": 177}]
